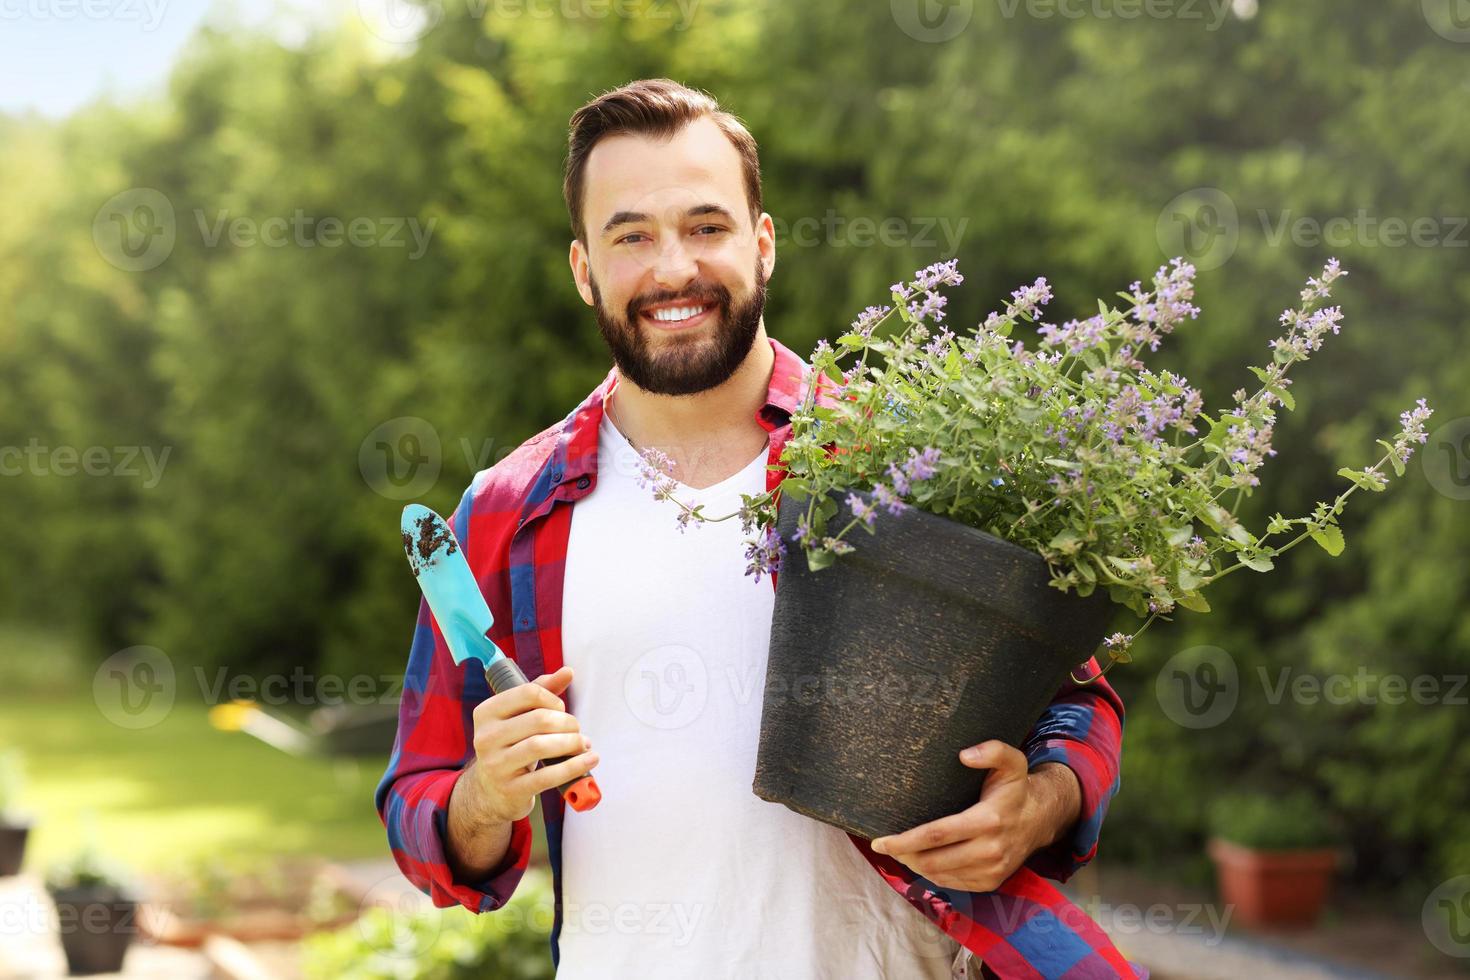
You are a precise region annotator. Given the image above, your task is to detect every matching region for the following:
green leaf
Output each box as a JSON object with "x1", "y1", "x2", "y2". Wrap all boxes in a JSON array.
[
  {"x1": 1268, "y1": 385, "x2": 1295, "y2": 411},
  {"x1": 1240, "y1": 555, "x2": 1275, "y2": 572},
  {"x1": 1048, "y1": 529, "x2": 1083, "y2": 555},
  {"x1": 1378, "y1": 439, "x2": 1406, "y2": 477},
  {"x1": 805, "y1": 547, "x2": 836, "y2": 572},
  {"x1": 1166, "y1": 525, "x2": 1195, "y2": 547},
  {"x1": 1309, "y1": 524, "x2": 1345, "y2": 557},
  {"x1": 1177, "y1": 592, "x2": 1212, "y2": 613},
  {"x1": 1337, "y1": 467, "x2": 1387, "y2": 492}
]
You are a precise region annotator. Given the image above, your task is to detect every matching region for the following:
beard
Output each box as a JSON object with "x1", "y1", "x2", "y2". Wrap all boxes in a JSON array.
[{"x1": 589, "y1": 253, "x2": 766, "y2": 397}]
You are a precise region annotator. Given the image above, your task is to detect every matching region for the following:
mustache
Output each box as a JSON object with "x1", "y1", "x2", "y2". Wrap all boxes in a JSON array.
[{"x1": 630, "y1": 284, "x2": 731, "y2": 317}]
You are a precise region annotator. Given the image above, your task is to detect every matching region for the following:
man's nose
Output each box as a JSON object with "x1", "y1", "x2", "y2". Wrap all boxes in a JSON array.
[{"x1": 649, "y1": 232, "x2": 701, "y2": 290}]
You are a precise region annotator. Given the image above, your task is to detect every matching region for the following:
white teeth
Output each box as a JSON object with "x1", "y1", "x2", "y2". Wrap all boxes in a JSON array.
[{"x1": 648, "y1": 305, "x2": 707, "y2": 323}]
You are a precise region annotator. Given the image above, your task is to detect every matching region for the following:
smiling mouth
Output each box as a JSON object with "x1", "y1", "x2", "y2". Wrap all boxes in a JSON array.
[{"x1": 639, "y1": 303, "x2": 716, "y2": 329}]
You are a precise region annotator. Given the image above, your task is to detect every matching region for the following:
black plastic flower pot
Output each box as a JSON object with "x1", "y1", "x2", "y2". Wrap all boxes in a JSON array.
[
  {"x1": 0, "y1": 821, "x2": 30, "y2": 876},
  {"x1": 753, "y1": 488, "x2": 1114, "y2": 840},
  {"x1": 49, "y1": 885, "x2": 137, "y2": 976}
]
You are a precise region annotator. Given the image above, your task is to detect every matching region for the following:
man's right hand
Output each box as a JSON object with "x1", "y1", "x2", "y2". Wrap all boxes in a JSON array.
[{"x1": 465, "y1": 664, "x2": 599, "y2": 824}]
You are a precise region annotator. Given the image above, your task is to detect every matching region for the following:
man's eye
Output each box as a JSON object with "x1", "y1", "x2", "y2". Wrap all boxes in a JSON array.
[
  {"x1": 695, "y1": 225, "x2": 726, "y2": 236},
  {"x1": 618, "y1": 233, "x2": 649, "y2": 245}
]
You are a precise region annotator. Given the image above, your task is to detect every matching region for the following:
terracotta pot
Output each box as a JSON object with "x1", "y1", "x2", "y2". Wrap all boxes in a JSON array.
[
  {"x1": 49, "y1": 884, "x2": 137, "y2": 975},
  {"x1": 0, "y1": 821, "x2": 30, "y2": 876},
  {"x1": 1208, "y1": 837, "x2": 1340, "y2": 929},
  {"x1": 753, "y1": 488, "x2": 1113, "y2": 839}
]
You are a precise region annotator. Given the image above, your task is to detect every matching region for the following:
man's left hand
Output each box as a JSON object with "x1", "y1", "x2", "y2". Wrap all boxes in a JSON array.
[{"x1": 868, "y1": 741, "x2": 1080, "y2": 893}]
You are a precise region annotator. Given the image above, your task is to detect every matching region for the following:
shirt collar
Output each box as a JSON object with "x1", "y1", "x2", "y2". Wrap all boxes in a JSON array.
[{"x1": 553, "y1": 336, "x2": 811, "y2": 492}]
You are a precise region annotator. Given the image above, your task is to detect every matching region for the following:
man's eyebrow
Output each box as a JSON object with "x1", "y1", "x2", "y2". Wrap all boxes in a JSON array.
[
  {"x1": 602, "y1": 211, "x2": 651, "y2": 234},
  {"x1": 601, "y1": 204, "x2": 738, "y2": 236}
]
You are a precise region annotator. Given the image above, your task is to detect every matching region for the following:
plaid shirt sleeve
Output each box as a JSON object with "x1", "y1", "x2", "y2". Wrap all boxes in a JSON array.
[
  {"x1": 1020, "y1": 657, "x2": 1126, "y2": 883},
  {"x1": 373, "y1": 492, "x2": 534, "y2": 913}
]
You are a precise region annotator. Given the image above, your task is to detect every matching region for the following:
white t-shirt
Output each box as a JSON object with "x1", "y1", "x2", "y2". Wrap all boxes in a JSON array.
[{"x1": 555, "y1": 407, "x2": 967, "y2": 979}]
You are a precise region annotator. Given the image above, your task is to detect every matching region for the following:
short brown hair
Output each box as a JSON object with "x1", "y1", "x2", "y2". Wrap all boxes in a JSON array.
[{"x1": 563, "y1": 78, "x2": 763, "y2": 245}]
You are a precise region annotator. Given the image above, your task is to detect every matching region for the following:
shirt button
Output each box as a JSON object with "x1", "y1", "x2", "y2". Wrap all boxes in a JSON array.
[{"x1": 576, "y1": 476, "x2": 590, "y2": 489}]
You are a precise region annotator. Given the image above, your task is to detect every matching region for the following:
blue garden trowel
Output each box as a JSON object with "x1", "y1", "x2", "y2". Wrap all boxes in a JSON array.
[{"x1": 400, "y1": 504, "x2": 601, "y2": 812}]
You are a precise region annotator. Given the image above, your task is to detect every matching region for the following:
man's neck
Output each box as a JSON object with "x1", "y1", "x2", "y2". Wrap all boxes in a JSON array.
[{"x1": 606, "y1": 325, "x2": 775, "y2": 490}]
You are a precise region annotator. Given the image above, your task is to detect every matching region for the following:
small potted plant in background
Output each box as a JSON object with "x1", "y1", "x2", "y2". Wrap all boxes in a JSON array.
[
  {"x1": 45, "y1": 837, "x2": 140, "y2": 975},
  {"x1": 1208, "y1": 789, "x2": 1345, "y2": 929},
  {"x1": 636, "y1": 256, "x2": 1432, "y2": 840},
  {"x1": 0, "y1": 749, "x2": 33, "y2": 877}
]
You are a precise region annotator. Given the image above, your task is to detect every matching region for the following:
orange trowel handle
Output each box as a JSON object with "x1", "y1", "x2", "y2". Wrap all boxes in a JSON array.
[{"x1": 485, "y1": 658, "x2": 602, "y2": 812}]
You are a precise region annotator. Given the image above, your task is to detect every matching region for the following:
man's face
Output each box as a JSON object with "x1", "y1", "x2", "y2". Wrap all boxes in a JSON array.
[{"x1": 572, "y1": 116, "x2": 775, "y2": 396}]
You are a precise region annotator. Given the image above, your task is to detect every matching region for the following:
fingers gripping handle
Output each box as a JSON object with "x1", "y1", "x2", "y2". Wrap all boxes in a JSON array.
[{"x1": 484, "y1": 658, "x2": 602, "y2": 812}]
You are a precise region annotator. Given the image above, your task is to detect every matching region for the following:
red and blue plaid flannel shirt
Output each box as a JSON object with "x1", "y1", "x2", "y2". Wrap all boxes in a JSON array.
[{"x1": 375, "y1": 336, "x2": 1144, "y2": 978}]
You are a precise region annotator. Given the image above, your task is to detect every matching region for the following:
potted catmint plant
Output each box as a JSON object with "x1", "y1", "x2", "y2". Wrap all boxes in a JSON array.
[
  {"x1": 1207, "y1": 790, "x2": 1344, "y2": 929},
  {"x1": 635, "y1": 257, "x2": 1431, "y2": 839},
  {"x1": 0, "y1": 749, "x2": 32, "y2": 877},
  {"x1": 46, "y1": 842, "x2": 140, "y2": 975}
]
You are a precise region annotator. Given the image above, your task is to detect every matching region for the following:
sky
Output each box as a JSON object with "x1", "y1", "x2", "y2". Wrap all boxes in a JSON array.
[{"x1": 0, "y1": 0, "x2": 368, "y2": 118}]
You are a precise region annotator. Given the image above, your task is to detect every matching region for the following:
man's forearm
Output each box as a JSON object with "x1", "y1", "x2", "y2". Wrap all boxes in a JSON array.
[
  {"x1": 1027, "y1": 761, "x2": 1083, "y2": 851},
  {"x1": 446, "y1": 761, "x2": 515, "y2": 883}
]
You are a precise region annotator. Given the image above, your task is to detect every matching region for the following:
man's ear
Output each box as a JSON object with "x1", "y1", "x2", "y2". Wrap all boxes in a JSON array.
[
  {"x1": 569, "y1": 238, "x2": 594, "y2": 306},
  {"x1": 756, "y1": 212, "x2": 777, "y2": 283}
]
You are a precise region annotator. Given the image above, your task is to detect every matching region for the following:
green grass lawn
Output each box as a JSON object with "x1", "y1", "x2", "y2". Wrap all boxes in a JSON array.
[
  {"x1": 0, "y1": 694, "x2": 393, "y2": 876},
  {"x1": 0, "y1": 622, "x2": 397, "y2": 876}
]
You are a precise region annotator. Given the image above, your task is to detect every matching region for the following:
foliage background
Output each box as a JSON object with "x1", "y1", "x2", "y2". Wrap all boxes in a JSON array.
[{"x1": 1, "y1": 0, "x2": 1465, "y2": 915}]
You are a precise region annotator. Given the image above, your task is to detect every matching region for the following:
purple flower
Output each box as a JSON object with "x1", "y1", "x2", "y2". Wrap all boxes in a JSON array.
[
  {"x1": 1008, "y1": 277, "x2": 1053, "y2": 319},
  {"x1": 909, "y1": 259, "x2": 964, "y2": 291},
  {"x1": 872, "y1": 482, "x2": 908, "y2": 516},
  {"x1": 846, "y1": 492, "x2": 878, "y2": 529},
  {"x1": 744, "y1": 525, "x2": 786, "y2": 583},
  {"x1": 903, "y1": 446, "x2": 941, "y2": 482},
  {"x1": 886, "y1": 461, "x2": 910, "y2": 496},
  {"x1": 851, "y1": 305, "x2": 890, "y2": 339}
]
